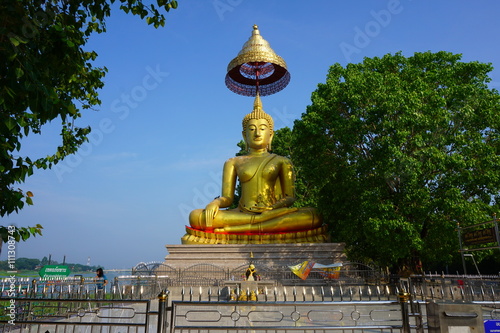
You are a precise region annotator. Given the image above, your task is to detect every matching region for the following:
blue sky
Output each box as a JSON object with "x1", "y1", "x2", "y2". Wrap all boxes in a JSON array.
[{"x1": 3, "y1": 1, "x2": 500, "y2": 269}]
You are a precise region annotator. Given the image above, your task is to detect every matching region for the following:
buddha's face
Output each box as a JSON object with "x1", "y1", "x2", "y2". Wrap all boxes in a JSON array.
[{"x1": 243, "y1": 118, "x2": 273, "y2": 150}]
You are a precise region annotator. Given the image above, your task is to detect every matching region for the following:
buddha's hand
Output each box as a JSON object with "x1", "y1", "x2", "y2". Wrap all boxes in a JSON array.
[
  {"x1": 204, "y1": 201, "x2": 220, "y2": 228},
  {"x1": 246, "y1": 206, "x2": 273, "y2": 213},
  {"x1": 254, "y1": 207, "x2": 299, "y2": 222}
]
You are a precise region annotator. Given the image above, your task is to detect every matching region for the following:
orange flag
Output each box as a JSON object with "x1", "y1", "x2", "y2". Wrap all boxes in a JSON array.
[{"x1": 289, "y1": 261, "x2": 315, "y2": 280}]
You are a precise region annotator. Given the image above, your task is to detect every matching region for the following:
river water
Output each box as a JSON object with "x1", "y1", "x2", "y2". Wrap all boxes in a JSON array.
[{"x1": 75, "y1": 270, "x2": 132, "y2": 282}]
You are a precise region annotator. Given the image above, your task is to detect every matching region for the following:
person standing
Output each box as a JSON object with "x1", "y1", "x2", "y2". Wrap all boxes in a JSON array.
[{"x1": 95, "y1": 268, "x2": 108, "y2": 298}]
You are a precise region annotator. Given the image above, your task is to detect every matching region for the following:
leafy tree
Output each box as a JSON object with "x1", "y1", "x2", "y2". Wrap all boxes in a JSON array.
[
  {"x1": 293, "y1": 51, "x2": 500, "y2": 273},
  {"x1": 14, "y1": 257, "x2": 41, "y2": 270},
  {"x1": 0, "y1": 224, "x2": 43, "y2": 242},
  {"x1": 0, "y1": 257, "x2": 102, "y2": 271},
  {"x1": 0, "y1": 224, "x2": 43, "y2": 256},
  {"x1": 270, "y1": 127, "x2": 319, "y2": 207},
  {"x1": 0, "y1": 0, "x2": 179, "y2": 241}
]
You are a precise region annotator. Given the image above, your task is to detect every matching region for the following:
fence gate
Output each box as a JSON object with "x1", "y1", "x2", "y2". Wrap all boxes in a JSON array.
[
  {"x1": 169, "y1": 299, "x2": 424, "y2": 333},
  {"x1": 1, "y1": 298, "x2": 155, "y2": 333}
]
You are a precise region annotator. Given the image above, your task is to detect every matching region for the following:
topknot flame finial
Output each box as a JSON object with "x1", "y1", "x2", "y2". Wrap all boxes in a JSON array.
[{"x1": 242, "y1": 93, "x2": 274, "y2": 131}]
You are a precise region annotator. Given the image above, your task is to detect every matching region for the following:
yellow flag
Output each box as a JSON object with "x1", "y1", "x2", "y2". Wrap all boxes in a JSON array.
[
  {"x1": 289, "y1": 261, "x2": 315, "y2": 280},
  {"x1": 315, "y1": 263, "x2": 342, "y2": 279}
]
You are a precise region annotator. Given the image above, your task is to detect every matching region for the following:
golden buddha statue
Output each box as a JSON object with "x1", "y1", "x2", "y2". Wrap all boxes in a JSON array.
[
  {"x1": 180, "y1": 25, "x2": 328, "y2": 244},
  {"x1": 181, "y1": 96, "x2": 328, "y2": 244}
]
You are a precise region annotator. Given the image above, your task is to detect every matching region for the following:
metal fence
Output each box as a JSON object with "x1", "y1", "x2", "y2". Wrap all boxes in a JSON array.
[
  {"x1": 0, "y1": 276, "x2": 163, "y2": 301},
  {"x1": 3, "y1": 274, "x2": 499, "y2": 303},
  {"x1": 2, "y1": 284, "x2": 422, "y2": 333},
  {"x1": 169, "y1": 299, "x2": 418, "y2": 333},
  {"x1": 2, "y1": 273, "x2": 500, "y2": 333},
  {"x1": 1, "y1": 298, "x2": 154, "y2": 333},
  {"x1": 134, "y1": 261, "x2": 384, "y2": 287}
]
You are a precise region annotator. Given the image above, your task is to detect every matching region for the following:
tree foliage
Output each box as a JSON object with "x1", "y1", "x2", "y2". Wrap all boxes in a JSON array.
[
  {"x1": 0, "y1": 257, "x2": 40, "y2": 270},
  {"x1": 0, "y1": 224, "x2": 43, "y2": 242},
  {"x1": 293, "y1": 51, "x2": 500, "y2": 272},
  {"x1": 270, "y1": 127, "x2": 319, "y2": 208},
  {"x1": 0, "y1": 256, "x2": 101, "y2": 271},
  {"x1": 0, "y1": 0, "x2": 178, "y2": 240}
]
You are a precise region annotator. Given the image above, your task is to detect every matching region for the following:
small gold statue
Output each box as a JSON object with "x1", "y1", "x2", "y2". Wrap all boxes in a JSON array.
[{"x1": 245, "y1": 264, "x2": 258, "y2": 281}]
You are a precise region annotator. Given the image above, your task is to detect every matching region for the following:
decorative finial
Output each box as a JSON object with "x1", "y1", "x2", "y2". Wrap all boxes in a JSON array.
[
  {"x1": 226, "y1": 25, "x2": 290, "y2": 97},
  {"x1": 253, "y1": 93, "x2": 262, "y2": 111},
  {"x1": 242, "y1": 93, "x2": 274, "y2": 131}
]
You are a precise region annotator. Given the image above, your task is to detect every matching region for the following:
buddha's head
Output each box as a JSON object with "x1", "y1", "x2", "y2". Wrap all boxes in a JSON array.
[{"x1": 242, "y1": 95, "x2": 274, "y2": 151}]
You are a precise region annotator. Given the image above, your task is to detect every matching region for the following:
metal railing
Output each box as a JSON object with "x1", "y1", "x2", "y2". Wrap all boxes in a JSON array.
[
  {"x1": 170, "y1": 299, "x2": 419, "y2": 332},
  {"x1": 139, "y1": 261, "x2": 384, "y2": 286},
  {"x1": 0, "y1": 276, "x2": 162, "y2": 300},
  {"x1": 2, "y1": 272, "x2": 500, "y2": 333},
  {"x1": 3, "y1": 273, "x2": 500, "y2": 302},
  {"x1": 1, "y1": 285, "x2": 421, "y2": 333},
  {"x1": 2, "y1": 280, "x2": 499, "y2": 333},
  {"x1": 1, "y1": 298, "x2": 154, "y2": 333}
]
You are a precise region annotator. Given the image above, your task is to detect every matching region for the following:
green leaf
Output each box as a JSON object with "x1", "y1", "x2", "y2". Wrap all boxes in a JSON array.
[
  {"x1": 9, "y1": 35, "x2": 21, "y2": 46},
  {"x1": 15, "y1": 68, "x2": 24, "y2": 78},
  {"x1": 5, "y1": 118, "x2": 17, "y2": 131},
  {"x1": 20, "y1": 230, "x2": 30, "y2": 241}
]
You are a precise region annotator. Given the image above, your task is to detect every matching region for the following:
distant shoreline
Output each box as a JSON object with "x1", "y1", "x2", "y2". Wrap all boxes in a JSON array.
[{"x1": 0, "y1": 270, "x2": 103, "y2": 278}]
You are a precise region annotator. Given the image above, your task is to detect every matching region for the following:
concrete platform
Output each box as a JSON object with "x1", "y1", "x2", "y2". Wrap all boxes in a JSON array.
[{"x1": 164, "y1": 243, "x2": 346, "y2": 269}]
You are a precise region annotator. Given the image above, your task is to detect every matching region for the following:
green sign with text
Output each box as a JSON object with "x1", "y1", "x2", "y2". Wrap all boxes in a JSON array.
[{"x1": 39, "y1": 265, "x2": 71, "y2": 279}]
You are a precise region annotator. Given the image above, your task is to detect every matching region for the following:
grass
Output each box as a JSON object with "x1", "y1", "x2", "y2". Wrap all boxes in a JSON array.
[{"x1": 0, "y1": 271, "x2": 38, "y2": 278}]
